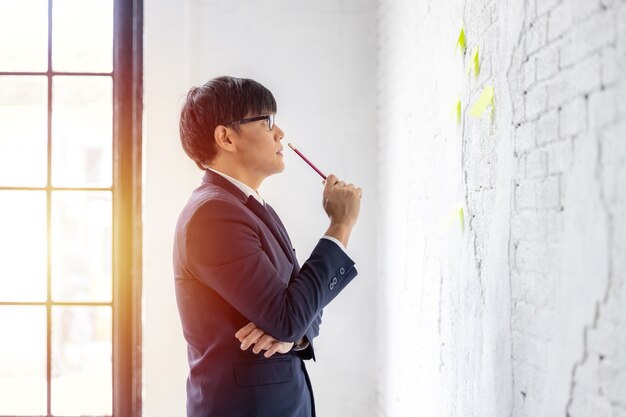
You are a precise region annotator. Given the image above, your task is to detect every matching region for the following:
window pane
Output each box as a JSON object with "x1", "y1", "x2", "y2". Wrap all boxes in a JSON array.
[
  {"x1": 52, "y1": 0, "x2": 113, "y2": 72},
  {"x1": 0, "y1": 306, "x2": 47, "y2": 415},
  {"x1": 0, "y1": 76, "x2": 48, "y2": 187},
  {"x1": 51, "y1": 76, "x2": 112, "y2": 187},
  {"x1": 0, "y1": 191, "x2": 47, "y2": 301},
  {"x1": 0, "y1": 0, "x2": 48, "y2": 71},
  {"x1": 52, "y1": 306, "x2": 112, "y2": 416},
  {"x1": 52, "y1": 191, "x2": 112, "y2": 302}
]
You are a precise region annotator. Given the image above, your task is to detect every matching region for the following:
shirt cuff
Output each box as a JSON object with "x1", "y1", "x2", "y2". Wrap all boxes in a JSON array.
[
  {"x1": 321, "y1": 235, "x2": 348, "y2": 253},
  {"x1": 292, "y1": 337, "x2": 310, "y2": 352}
]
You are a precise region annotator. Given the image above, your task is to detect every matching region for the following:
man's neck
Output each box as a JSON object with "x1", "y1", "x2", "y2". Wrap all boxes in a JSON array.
[{"x1": 207, "y1": 162, "x2": 263, "y2": 191}]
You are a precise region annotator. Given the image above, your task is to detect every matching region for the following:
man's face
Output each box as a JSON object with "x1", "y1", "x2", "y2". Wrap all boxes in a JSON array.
[{"x1": 233, "y1": 114, "x2": 285, "y2": 180}]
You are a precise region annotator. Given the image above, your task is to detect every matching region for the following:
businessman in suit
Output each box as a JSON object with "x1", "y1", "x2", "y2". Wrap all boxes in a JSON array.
[{"x1": 173, "y1": 75, "x2": 362, "y2": 417}]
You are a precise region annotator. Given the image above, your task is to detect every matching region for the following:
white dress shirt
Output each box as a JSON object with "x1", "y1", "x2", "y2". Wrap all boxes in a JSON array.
[{"x1": 207, "y1": 168, "x2": 348, "y2": 253}]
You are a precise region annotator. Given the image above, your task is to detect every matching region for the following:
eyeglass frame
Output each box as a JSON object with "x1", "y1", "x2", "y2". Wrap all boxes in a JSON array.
[{"x1": 226, "y1": 114, "x2": 275, "y2": 131}]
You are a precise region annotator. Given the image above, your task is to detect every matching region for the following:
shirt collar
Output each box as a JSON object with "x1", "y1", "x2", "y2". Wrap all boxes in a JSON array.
[{"x1": 206, "y1": 168, "x2": 265, "y2": 206}]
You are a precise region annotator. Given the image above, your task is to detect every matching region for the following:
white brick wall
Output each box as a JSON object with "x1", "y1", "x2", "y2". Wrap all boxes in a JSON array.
[{"x1": 377, "y1": 0, "x2": 626, "y2": 416}]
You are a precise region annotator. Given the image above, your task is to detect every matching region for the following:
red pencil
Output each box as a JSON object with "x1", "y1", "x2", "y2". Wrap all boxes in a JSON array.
[{"x1": 287, "y1": 143, "x2": 327, "y2": 180}]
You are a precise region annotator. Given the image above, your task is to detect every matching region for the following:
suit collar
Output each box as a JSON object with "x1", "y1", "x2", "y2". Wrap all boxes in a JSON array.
[
  {"x1": 205, "y1": 168, "x2": 265, "y2": 206},
  {"x1": 202, "y1": 169, "x2": 249, "y2": 204}
]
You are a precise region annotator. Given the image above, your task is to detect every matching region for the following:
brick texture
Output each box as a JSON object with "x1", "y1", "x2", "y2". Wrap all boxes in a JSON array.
[{"x1": 377, "y1": 0, "x2": 626, "y2": 416}]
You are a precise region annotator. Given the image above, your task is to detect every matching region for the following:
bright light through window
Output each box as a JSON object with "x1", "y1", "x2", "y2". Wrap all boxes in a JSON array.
[{"x1": 0, "y1": 0, "x2": 119, "y2": 416}]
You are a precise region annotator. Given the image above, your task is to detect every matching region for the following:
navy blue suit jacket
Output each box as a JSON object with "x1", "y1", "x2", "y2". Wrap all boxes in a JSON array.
[{"x1": 173, "y1": 170, "x2": 358, "y2": 417}]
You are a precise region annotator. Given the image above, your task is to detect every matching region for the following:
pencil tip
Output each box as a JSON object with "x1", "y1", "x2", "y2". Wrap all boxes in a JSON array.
[{"x1": 288, "y1": 143, "x2": 295, "y2": 149}]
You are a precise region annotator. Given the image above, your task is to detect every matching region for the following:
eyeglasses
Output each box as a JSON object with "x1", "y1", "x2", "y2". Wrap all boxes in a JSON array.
[{"x1": 227, "y1": 114, "x2": 275, "y2": 131}]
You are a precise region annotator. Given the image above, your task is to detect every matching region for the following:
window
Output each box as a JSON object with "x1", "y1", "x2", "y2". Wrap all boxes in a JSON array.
[{"x1": 0, "y1": 0, "x2": 142, "y2": 416}]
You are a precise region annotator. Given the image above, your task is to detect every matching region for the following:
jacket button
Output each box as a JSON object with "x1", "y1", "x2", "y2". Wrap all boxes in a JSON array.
[
  {"x1": 329, "y1": 282, "x2": 335, "y2": 290},
  {"x1": 339, "y1": 267, "x2": 346, "y2": 275},
  {"x1": 331, "y1": 277, "x2": 338, "y2": 285}
]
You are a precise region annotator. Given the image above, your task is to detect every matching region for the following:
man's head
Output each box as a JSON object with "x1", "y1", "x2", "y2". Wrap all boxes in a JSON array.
[{"x1": 179, "y1": 76, "x2": 285, "y2": 184}]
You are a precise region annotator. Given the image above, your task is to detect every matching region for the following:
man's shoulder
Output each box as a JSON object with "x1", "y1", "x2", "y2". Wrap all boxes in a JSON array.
[{"x1": 181, "y1": 183, "x2": 247, "y2": 219}]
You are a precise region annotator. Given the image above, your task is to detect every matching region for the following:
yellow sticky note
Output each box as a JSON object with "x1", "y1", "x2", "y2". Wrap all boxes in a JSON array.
[
  {"x1": 466, "y1": 46, "x2": 480, "y2": 76},
  {"x1": 469, "y1": 85, "x2": 495, "y2": 118},
  {"x1": 472, "y1": 46, "x2": 480, "y2": 77},
  {"x1": 459, "y1": 207, "x2": 465, "y2": 231},
  {"x1": 455, "y1": 98, "x2": 462, "y2": 124},
  {"x1": 456, "y1": 27, "x2": 466, "y2": 52}
]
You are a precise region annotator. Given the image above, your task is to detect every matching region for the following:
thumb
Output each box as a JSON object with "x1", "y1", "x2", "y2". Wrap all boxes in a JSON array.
[{"x1": 324, "y1": 174, "x2": 337, "y2": 189}]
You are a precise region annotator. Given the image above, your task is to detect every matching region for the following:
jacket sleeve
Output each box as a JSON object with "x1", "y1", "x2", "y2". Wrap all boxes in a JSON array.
[
  {"x1": 183, "y1": 199, "x2": 358, "y2": 343},
  {"x1": 293, "y1": 310, "x2": 323, "y2": 360}
]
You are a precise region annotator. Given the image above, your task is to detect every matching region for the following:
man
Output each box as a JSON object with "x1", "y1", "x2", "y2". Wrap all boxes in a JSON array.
[{"x1": 173, "y1": 75, "x2": 362, "y2": 417}]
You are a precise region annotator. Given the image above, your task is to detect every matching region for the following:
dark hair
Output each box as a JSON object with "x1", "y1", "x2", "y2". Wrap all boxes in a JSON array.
[{"x1": 179, "y1": 76, "x2": 277, "y2": 169}]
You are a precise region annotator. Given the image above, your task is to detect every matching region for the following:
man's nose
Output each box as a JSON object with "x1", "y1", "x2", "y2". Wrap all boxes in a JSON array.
[{"x1": 274, "y1": 125, "x2": 285, "y2": 139}]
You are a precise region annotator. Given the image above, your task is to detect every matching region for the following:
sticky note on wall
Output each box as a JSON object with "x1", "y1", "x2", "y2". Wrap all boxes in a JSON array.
[
  {"x1": 465, "y1": 46, "x2": 480, "y2": 76},
  {"x1": 472, "y1": 46, "x2": 480, "y2": 77},
  {"x1": 469, "y1": 85, "x2": 495, "y2": 117},
  {"x1": 456, "y1": 26, "x2": 466, "y2": 53}
]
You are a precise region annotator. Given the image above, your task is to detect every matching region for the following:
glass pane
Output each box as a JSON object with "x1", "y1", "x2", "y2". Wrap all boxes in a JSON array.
[
  {"x1": 0, "y1": 76, "x2": 48, "y2": 187},
  {"x1": 52, "y1": 0, "x2": 113, "y2": 72},
  {"x1": 0, "y1": 191, "x2": 47, "y2": 301},
  {"x1": 51, "y1": 76, "x2": 112, "y2": 187},
  {"x1": 0, "y1": 306, "x2": 47, "y2": 415},
  {"x1": 52, "y1": 191, "x2": 112, "y2": 302},
  {"x1": 0, "y1": 0, "x2": 48, "y2": 71},
  {"x1": 52, "y1": 306, "x2": 112, "y2": 416}
]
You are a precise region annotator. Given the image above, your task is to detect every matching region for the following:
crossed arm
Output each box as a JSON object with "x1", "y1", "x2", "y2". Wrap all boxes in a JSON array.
[{"x1": 235, "y1": 322, "x2": 297, "y2": 358}]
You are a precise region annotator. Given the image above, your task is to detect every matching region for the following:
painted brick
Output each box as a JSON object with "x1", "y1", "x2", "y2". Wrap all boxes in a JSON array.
[
  {"x1": 515, "y1": 155, "x2": 526, "y2": 181},
  {"x1": 537, "y1": 0, "x2": 560, "y2": 16},
  {"x1": 515, "y1": 181, "x2": 536, "y2": 209},
  {"x1": 568, "y1": 387, "x2": 613, "y2": 417},
  {"x1": 601, "y1": 46, "x2": 620, "y2": 86},
  {"x1": 589, "y1": 86, "x2": 619, "y2": 128},
  {"x1": 513, "y1": 93, "x2": 526, "y2": 125},
  {"x1": 526, "y1": 15, "x2": 548, "y2": 55},
  {"x1": 376, "y1": 0, "x2": 626, "y2": 415},
  {"x1": 510, "y1": 270, "x2": 533, "y2": 302},
  {"x1": 547, "y1": 54, "x2": 601, "y2": 107},
  {"x1": 525, "y1": 148, "x2": 548, "y2": 178},
  {"x1": 515, "y1": 122, "x2": 536, "y2": 154},
  {"x1": 515, "y1": 239, "x2": 559, "y2": 273},
  {"x1": 572, "y1": 0, "x2": 603, "y2": 23},
  {"x1": 619, "y1": 82, "x2": 626, "y2": 119},
  {"x1": 547, "y1": 138, "x2": 575, "y2": 174},
  {"x1": 600, "y1": 122, "x2": 626, "y2": 203},
  {"x1": 536, "y1": 109, "x2": 559, "y2": 145},
  {"x1": 560, "y1": 10, "x2": 616, "y2": 67},
  {"x1": 515, "y1": 176, "x2": 560, "y2": 210},
  {"x1": 525, "y1": 84, "x2": 548, "y2": 120},
  {"x1": 511, "y1": 211, "x2": 564, "y2": 241},
  {"x1": 511, "y1": 273, "x2": 557, "y2": 315},
  {"x1": 548, "y1": 1, "x2": 574, "y2": 41},
  {"x1": 535, "y1": 175, "x2": 561, "y2": 209},
  {"x1": 536, "y1": 44, "x2": 560, "y2": 81},
  {"x1": 522, "y1": 56, "x2": 537, "y2": 90},
  {"x1": 559, "y1": 96, "x2": 588, "y2": 137}
]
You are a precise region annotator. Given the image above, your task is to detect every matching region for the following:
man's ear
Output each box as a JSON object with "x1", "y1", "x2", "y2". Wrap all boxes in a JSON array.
[{"x1": 213, "y1": 125, "x2": 237, "y2": 153}]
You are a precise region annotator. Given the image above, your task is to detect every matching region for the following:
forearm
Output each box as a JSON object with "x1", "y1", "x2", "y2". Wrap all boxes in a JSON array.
[{"x1": 324, "y1": 222, "x2": 354, "y2": 248}]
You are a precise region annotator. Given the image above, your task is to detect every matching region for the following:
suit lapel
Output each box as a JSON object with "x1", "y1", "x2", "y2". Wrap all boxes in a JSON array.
[
  {"x1": 264, "y1": 204, "x2": 294, "y2": 249},
  {"x1": 202, "y1": 169, "x2": 294, "y2": 263},
  {"x1": 245, "y1": 197, "x2": 294, "y2": 263}
]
